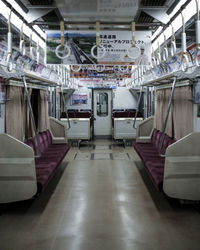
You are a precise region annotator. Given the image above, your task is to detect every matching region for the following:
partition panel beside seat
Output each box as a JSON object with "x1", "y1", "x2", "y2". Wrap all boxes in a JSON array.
[{"x1": 0, "y1": 117, "x2": 70, "y2": 203}]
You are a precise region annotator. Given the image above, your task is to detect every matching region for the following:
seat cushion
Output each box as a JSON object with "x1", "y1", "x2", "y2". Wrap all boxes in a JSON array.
[
  {"x1": 151, "y1": 129, "x2": 159, "y2": 146},
  {"x1": 134, "y1": 129, "x2": 176, "y2": 190},
  {"x1": 36, "y1": 162, "x2": 58, "y2": 191},
  {"x1": 154, "y1": 131, "x2": 162, "y2": 151},
  {"x1": 145, "y1": 161, "x2": 165, "y2": 189}
]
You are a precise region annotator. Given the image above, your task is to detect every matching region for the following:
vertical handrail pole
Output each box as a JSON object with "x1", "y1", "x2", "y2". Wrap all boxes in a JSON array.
[
  {"x1": 61, "y1": 88, "x2": 71, "y2": 130},
  {"x1": 133, "y1": 87, "x2": 142, "y2": 128},
  {"x1": 159, "y1": 76, "x2": 177, "y2": 155},
  {"x1": 22, "y1": 76, "x2": 42, "y2": 157}
]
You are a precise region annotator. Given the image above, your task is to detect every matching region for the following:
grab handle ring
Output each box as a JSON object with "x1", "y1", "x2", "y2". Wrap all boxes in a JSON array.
[
  {"x1": 7, "y1": 10, "x2": 13, "y2": 72},
  {"x1": 71, "y1": 65, "x2": 82, "y2": 72},
  {"x1": 156, "y1": 42, "x2": 161, "y2": 65},
  {"x1": 195, "y1": 46, "x2": 200, "y2": 66},
  {"x1": 181, "y1": 12, "x2": 189, "y2": 71},
  {"x1": 55, "y1": 21, "x2": 70, "y2": 60},
  {"x1": 195, "y1": 10, "x2": 200, "y2": 66},
  {"x1": 6, "y1": 53, "x2": 13, "y2": 72},
  {"x1": 119, "y1": 65, "x2": 128, "y2": 72},
  {"x1": 162, "y1": 33, "x2": 168, "y2": 62},
  {"x1": 30, "y1": 46, "x2": 35, "y2": 60},
  {"x1": 170, "y1": 40, "x2": 176, "y2": 57},
  {"x1": 156, "y1": 52, "x2": 161, "y2": 65},
  {"x1": 181, "y1": 53, "x2": 189, "y2": 72},
  {"x1": 91, "y1": 21, "x2": 106, "y2": 59},
  {"x1": 127, "y1": 21, "x2": 140, "y2": 59},
  {"x1": 91, "y1": 45, "x2": 106, "y2": 59},
  {"x1": 95, "y1": 64, "x2": 105, "y2": 72},
  {"x1": 170, "y1": 25, "x2": 176, "y2": 57},
  {"x1": 55, "y1": 44, "x2": 71, "y2": 59},
  {"x1": 20, "y1": 40, "x2": 26, "y2": 56},
  {"x1": 162, "y1": 47, "x2": 168, "y2": 62},
  {"x1": 19, "y1": 23, "x2": 26, "y2": 56}
]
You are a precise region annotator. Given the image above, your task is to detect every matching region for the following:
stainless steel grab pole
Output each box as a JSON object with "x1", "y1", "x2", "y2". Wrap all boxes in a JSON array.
[
  {"x1": 133, "y1": 88, "x2": 143, "y2": 129},
  {"x1": 61, "y1": 89, "x2": 71, "y2": 130},
  {"x1": 159, "y1": 76, "x2": 177, "y2": 155},
  {"x1": 22, "y1": 76, "x2": 42, "y2": 158}
]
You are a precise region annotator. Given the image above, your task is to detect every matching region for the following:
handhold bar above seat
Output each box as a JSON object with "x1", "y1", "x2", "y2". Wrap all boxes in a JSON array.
[
  {"x1": 158, "y1": 76, "x2": 177, "y2": 156},
  {"x1": 22, "y1": 76, "x2": 42, "y2": 158},
  {"x1": 61, "y1": 88, "x2": 71, "y2": 130},
  {"x1": 133, "y1": 87, "x2": 143, "y2": 129}
]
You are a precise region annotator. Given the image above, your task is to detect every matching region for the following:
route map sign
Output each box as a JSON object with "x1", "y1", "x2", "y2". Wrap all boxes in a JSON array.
[{"x1": 46, "y1": 30, "x2": 151, "y2": 65}]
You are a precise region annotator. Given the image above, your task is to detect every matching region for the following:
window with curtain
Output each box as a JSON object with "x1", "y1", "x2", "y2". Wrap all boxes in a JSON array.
[
  {"x1": 25, "y1": 88, "x2": 34, "y2": 139},
  {"x1": 154, "y1": 85, "x2": 193, "y2": 140},
  {"x1": 25, "y1": 88, "x2": 49, "y2": 138},
  {"x1": 172, "y1": 86, "x2": 193, "y2": 140},
  {"x1": 38, "y1": 89, "x2": 49, "y2": 132},
  {"x1": 5, "y1": 86, "x2": 24, "y2": 141}
]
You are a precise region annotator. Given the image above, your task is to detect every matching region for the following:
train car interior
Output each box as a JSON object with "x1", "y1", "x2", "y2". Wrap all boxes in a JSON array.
[{"x1": 0, "y1": 0, "x2": 200, "y2": 249}]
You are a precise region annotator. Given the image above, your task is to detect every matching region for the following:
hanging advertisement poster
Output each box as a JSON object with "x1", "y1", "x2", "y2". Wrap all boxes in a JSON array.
[
  {"x1": 46, "y1": 30, "x2": 151, "y2": 65},
  {"x1": 72, "y1": 94, "x2": 88, "y2": 105},
  {"x1": 70, "y1": 65, "x2": 132, "y2": 79}
]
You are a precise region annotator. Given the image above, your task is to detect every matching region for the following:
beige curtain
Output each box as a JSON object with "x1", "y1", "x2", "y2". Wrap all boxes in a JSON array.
[
  {"x1": 38, "y1": 90, "x2": 49, "y2": 132},
  {"x1": 154, "y1": 89, "x2": 173, "y2": 137},
  {"x1": 155, "y1": 85, "x2": 193, "y2": 140},
  {"x1": 173, "y1": 86, "x2": 193, "y2": 140},
  {"x1": 5, "y1": 86, "x2": 24, "y2": 141},
  {"x1": 163, "y1": 88, "x2": 173, "y2": 137},
  {"x1": 25, "y1": 88, "x2": 35, "y2": 139}
]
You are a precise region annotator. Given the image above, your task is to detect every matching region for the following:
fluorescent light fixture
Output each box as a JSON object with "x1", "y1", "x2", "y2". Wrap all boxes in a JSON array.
[
  {"x1": 152, "y1": 0, "x2": 197, "y2": 51},
  {"x1": 0, "y1": 0, "x2": 45, "y2": 48}
]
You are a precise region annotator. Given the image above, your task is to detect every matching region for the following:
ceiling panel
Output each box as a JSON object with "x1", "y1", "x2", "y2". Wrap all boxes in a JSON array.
[{"x1": 56, "y1": 0, "x2": 139, "y2": 23}]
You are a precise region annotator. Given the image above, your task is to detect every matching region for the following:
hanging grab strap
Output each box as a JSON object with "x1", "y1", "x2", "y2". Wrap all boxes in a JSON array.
[
  {"x1": 36, "y1": 41, "x2": 40, "y2": 64},
  {"x1": 181, "y1": 11, "x2": 189, "y2": 71},
  {"x1": 127, "y1": 21, "x2": 140, "y2": 59},
  {"x1": 30, "y1": 32, "x2": 34, "y2": 59},
  {"x1": 170, "y1": 24, "x2": 176, "y2": 56},
  {"x1": 19, "y1": 22, "x2": 26, "y2": 56},
  {"x1": 7, "y1": 9, "x2": 13, "y2": 72},
  {"x1": 156, "y1": 42, "x2": 161, "y2": 65},
  {"x1": 55, "y1": 21, "x2": 70, "y2": 59},
  {"x1": 131, "y1": 21, "x2": 136, "y2": 47},
  {"x1": 133, "y1": 87, "x2": 142, "y2": 129},
  {"x1": 158, "y1": 77, "x2": 177, "y2": 156},
  {"x1": 151, "y1": 47, "x2": 156, "y2": 68},
  {"x1": 195, "y1": 0, "x2": 200, "y2": 66},
  {"x1": 162, "y1": 32, "x2": 168, "y2": 62},
  {"x1": 91, "y1": 21, "x2": 106, "y2": 59},
  {"x1": 22, "y1": 76, "x2": 42, "y2": 158}
]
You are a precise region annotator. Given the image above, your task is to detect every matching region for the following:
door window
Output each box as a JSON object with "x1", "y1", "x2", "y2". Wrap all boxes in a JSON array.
[{"x1": 97, "y1": 92, "x2": 108, "y2": 117}]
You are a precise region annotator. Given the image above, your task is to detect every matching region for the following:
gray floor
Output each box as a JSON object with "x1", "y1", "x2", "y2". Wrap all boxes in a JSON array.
[{"x1": 1, "y1": 140, "x2": 200, "y2": 250}]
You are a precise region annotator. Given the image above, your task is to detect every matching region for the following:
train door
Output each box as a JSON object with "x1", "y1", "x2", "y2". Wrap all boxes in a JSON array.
[{"x1": 93, "y1": 89, "x2": 112, "y2": 137}]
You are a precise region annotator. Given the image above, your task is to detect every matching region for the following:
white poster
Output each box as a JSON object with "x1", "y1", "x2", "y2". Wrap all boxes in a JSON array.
[{"x1": 46, "y1": 30, "x2": 151, "y2": 65}]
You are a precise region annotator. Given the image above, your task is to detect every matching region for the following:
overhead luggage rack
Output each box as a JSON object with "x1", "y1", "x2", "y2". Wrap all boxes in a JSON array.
[
  {"x1": 0, "y1": 55, "x2": 59, "y2": 87},
  {"x1": 0, "y1": 38, "x2": 60, "y2": 87},
  {"x1": 141, "y1": 65, "x2": 200, "y2": 87}
]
